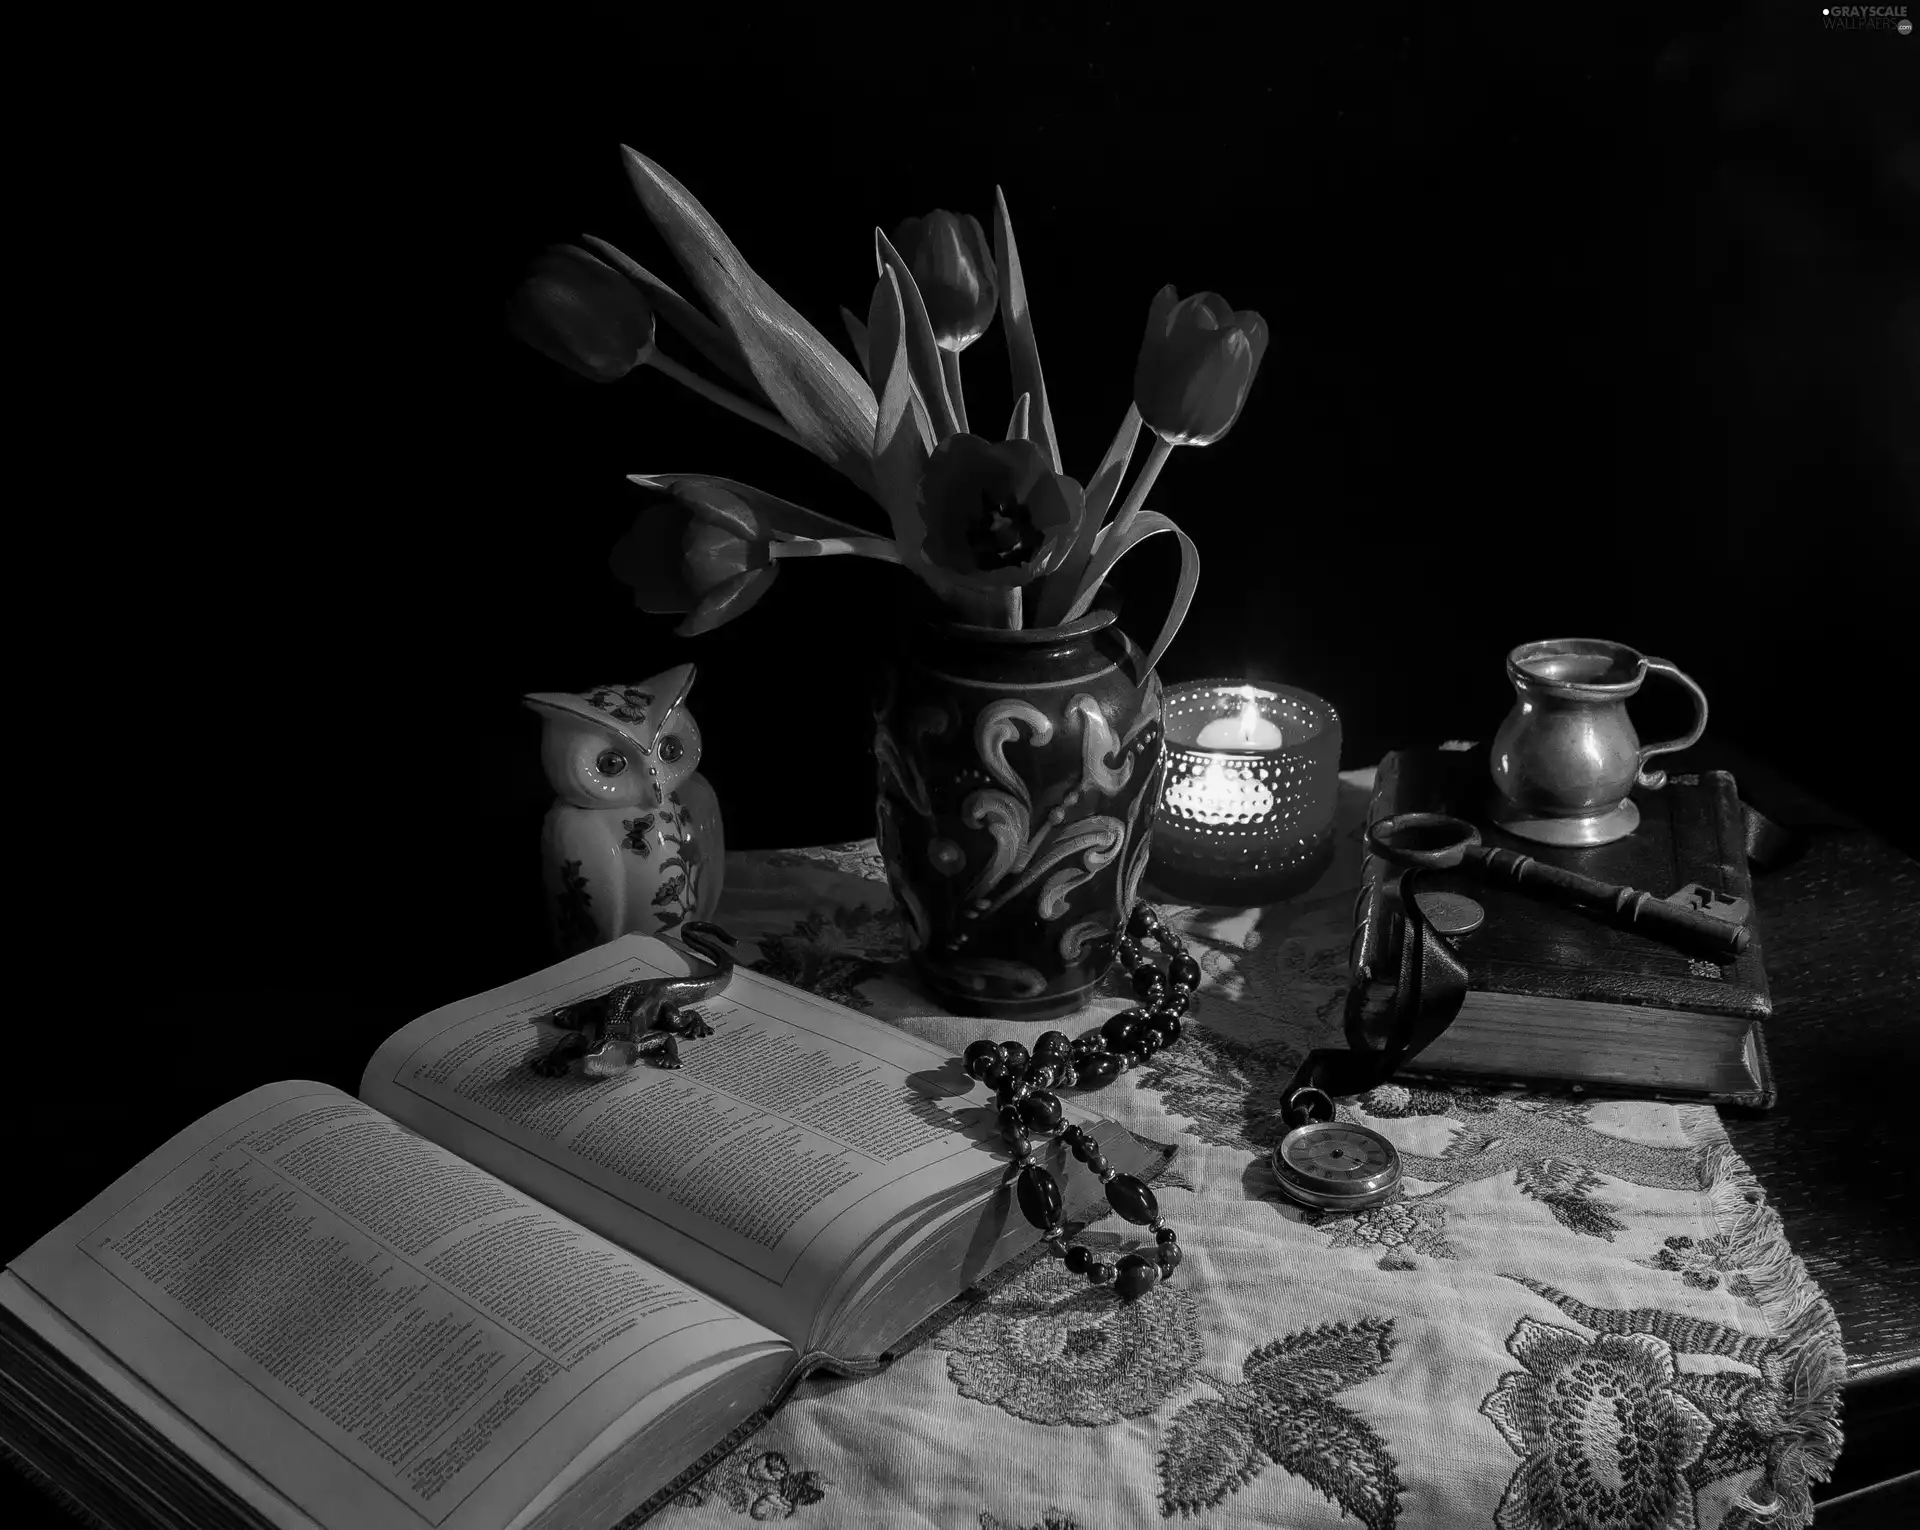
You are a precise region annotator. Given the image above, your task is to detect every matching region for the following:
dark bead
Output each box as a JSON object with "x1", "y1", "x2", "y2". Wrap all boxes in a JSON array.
[
  {"x1": 1020, "y1": 1090, "x2": 1063, "y2": 1132},
  {"x1": 1027, "y1": 1062, "x2": 1056, "y2": 1090},
  {"x1": 1127, "y1": 905, "x2": 1157, "y2": 940},
  {"x1": 1033, "y1": 1030, "x2": 1072, "y2": 1064},
  {"x1": 1158, "y1": 1241, "x2": 1184, "y2": 1274},
  {"x1": 1059, "y1": 1123, "x2": 1085, "y2": 1147},
  {"x1": 997, "y1": 1106, "x2": 1025, "y2": 1135},
  {"x1": 1115, "y1": 937, "x2": 1142, "y2": 966},
  {"x1": 1005, "y1": 1133, "x2": 1033, "y2": 1159},
  {"x1": 1105, "y1": 1173, "x2": 1158, "y2": 1225},
  {"x1": 964, "y1": 1039, "x2": 1001, "y2": 1079},
  {"x1": 995, "y1": 1077, "x2": 1031, "y2": 1108},
  {"x1": 1114, "y1": 1252, "x2": 1158, "y2": 1301},
  {"x1": 1102, "y1": 1009, "x2": 1146, "y2": 1047},
  {"x1": 980, "y1": 1061, "x2": 1008, "y2": 1089},
  {"x1": 1088, "y1": 1260, "x2": 1115, "y2": 1284},
  {"x1": 1015, "y1": 1165, "x2": 1062, "y2": 1230},
  {"x1": 1086, "y1": 1153, "x2": 1110, "y2": 1176},
  {"x1": 1054, "y1": 1065, "x2": 1079, "y2": 1089},
  {"x1": 1064, "y1": 1244, "x2": 1093, "y2": 1273},
  {"x1": 1131, "y1": 966, "x2": 1166, "y2": 998},
  {"x1": 1170, "y1": 956, "x2": 1201, "y2": 989},
  {"x1": 1074, "y1": 1052, "x2": 1124, "y2": 1089},
  {"x1": 1074, "y1": 1031, "x2": 1106, "y2": 1056},
  {"x1": 1000, "y1": 1041, "x2": 1031, "y2": 1076},
  {"x1": 1156, "y1": 1227, "x2": 1179, "y2": 1244}
]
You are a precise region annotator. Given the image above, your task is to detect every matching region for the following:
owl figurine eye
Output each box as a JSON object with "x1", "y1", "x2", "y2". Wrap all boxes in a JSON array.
[
  {"x1": 596, "y1": 749, "x2": 629, "y2": 776},
  {"x1": 657, "y1": 735, "x2": 683, "y2": 764}
]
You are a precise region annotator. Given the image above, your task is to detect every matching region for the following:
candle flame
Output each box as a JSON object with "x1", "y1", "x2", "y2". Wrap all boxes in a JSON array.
[{"x1": 1237, "y1": 699, "x2": 1261, "y2": 743}]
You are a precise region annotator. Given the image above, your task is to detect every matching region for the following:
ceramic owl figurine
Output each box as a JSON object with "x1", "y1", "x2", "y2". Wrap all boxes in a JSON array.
[{"x1": 525, "y1": 665, "x2": 725, "y2": 956}]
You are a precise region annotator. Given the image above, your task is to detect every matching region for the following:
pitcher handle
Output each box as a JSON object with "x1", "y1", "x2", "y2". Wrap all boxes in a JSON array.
[{"x1": 1635, "y1": 657, "x2": 1709, "y2": 790}]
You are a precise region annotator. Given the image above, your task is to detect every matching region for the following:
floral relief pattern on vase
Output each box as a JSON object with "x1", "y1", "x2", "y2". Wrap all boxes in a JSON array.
[
  {"x1": 746, "y1": 904, "x2": 904, "y2": 1011},
  {"x1": 1633, "y1": 1234, "x2": 1760, "y2": 1302},
  {"x1": 668, "y1": 1444, "x2": 828, "y2": 1521},
  {"x1": 1132, "y1": 1023, "x2": 1306, "y2": 1151},
  {"x1": 932, "y1": 1239, "x2": 1201, "y2": 1426},
  {"x1": 1484, "y1": 1276, "x2": 1841, "y2": 1530},
  {"x1": 1280, "y1": 1182, "x2": 1461, "y2": 1271},
  {"x1": 875, "y1": 605, "x2": 1164, "y2": 1019},
  {"x1": 1157, "y1": 1317, "x2": 1404, "y2": 1526},
  {"x1": 1360, "y1": 1085, "x2": 1703, "y2": 1241}
]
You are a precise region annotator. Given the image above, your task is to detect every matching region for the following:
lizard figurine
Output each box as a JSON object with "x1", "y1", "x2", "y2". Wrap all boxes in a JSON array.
[{"x1": 530, "y1": 922, "x2": 737, "y2": 1078}]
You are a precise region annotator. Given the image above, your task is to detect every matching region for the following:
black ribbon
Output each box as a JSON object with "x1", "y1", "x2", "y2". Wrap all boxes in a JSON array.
[{"x1": 1279, "y1": 867, "x2": 1471, "y2": 1128}]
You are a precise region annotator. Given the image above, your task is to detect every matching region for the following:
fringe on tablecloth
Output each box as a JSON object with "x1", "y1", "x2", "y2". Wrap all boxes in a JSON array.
[{"x1": 1682, "y1": 1105, "x2": 1846, "y2": 1525}]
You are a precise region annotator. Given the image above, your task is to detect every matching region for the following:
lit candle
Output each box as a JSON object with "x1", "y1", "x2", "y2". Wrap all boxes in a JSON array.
[
  {"x1": 1194, "y1": 694, "x2": 1285, "y2": 750},
  {"x1": 1165, "y1": 755, "x2": 1276, "y2": 826}
]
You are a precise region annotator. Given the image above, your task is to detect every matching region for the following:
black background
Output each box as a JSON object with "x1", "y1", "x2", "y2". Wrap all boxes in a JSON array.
[{"x1": 6, "y1": 5, "x2": 1916, "y2": 1509}]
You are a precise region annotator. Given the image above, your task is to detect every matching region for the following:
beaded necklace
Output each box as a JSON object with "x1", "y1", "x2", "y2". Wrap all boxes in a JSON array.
[
  {"x1": 532, "y1": 904, "x2": 1197, "y2": 1303},
  {"x1": 961, "y1": 901, "x2": 1195, "y2": 1303}
]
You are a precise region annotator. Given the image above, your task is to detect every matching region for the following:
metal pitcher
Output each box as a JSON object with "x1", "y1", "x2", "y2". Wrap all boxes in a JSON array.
[{"x1": 1489, "y1": 638, "x2": 1708, "y2": 846}]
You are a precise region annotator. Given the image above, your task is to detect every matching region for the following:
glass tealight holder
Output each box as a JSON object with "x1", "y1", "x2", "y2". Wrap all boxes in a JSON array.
[{"x1": 1145, "y1": 680, "x2": 1342, "y2": 907}]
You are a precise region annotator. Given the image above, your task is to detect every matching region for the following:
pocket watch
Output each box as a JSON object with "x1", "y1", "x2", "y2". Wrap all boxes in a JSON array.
[{"x1": 1270, "y1": 1087, "x2": 1403, "y2": 1211}]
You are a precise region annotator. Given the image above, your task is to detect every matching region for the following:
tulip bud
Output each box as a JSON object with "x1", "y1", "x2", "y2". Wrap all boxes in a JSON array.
[
  {"x1": 509, "y1": 244, "x2": 657, "y2": 381},
  {"x1": 893, "y1": 210, "x2": 1000, "y2": 352},
  {"x1": 1132, "y1": 286, "x2": 1269, "y2": 447}
]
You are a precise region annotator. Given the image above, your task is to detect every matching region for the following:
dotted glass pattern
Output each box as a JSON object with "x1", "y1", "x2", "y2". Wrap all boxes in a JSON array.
[{"x1": 1146, "y1": 680, "x2": 1342, "y2": 906}]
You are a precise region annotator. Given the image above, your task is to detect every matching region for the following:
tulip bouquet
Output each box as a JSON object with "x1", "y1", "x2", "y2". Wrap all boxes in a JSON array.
[{"x1": 512, "y1": 148, "x2": 1266, "y2": 675}]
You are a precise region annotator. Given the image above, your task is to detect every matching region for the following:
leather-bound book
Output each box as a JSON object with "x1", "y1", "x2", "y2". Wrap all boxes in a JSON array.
[{"x1": 1349, "y1": 746, "x2": 1775, "y2": 1107}]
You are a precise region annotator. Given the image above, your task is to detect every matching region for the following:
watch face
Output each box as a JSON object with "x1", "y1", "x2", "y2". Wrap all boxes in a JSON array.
[{"x1": 1272, "y1": 1121, "x2": 1401, "y2": 1209}]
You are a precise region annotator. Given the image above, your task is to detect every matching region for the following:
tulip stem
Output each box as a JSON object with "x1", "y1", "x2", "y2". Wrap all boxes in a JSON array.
[
  {"x1": 645, "y1": 353, "x2": 806, "y2": 449},
  {"x1": 1004, "y1": 586, "x2": 1023, "y2": 630},
  {"x1": 940, "y1": 349, "x2": 970, "y2": 435},
  {"x1": 1101, "y1": 435, "x2": 1175, "y2": 551},
  {"x1": 768, "y1": 536, "x2": 902, "y2": 564}
]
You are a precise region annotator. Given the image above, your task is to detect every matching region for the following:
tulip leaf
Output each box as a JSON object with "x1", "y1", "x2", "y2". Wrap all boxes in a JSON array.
[
  {"x1": 580, "y1": 235, "x2": 768, "y2": 402},
  {"x1": 869, "y1": 266, "x2": 933, "y2": 559},
  {"x1": 1062, "y1": 510, "x2": 1200, "y2": 681},
  {"x1": 1034, "y1": 403, "x2": 1141, "y2": 625},
  {"x1": 678, "y1": 567, "x2": 780, "y2": 636},
  {"x1": 622, "y1": 148, "x2": 878, "y2": 497},
  {"x1": 1006, "y1": 391, "x2": 1031, "y2": 441},
  {"x1": 840, "y1": 306, "x2": 873, "y2": 382},
  {"x1": 626, "y1": 474, "x2": 881, "y2": 540},
  {"x1": 874, "y1": 229, "x2": 961, "y2": 443},
  {"x1": 992, "y1": 186, "x2": 1063, "y2": 476},
  {"x1": 869, "y1": 269, "x2": 990, "y2": 619}
]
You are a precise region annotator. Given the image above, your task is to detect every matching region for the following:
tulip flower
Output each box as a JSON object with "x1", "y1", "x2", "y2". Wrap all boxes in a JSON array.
[
  {"x1": 918, "y1": 435, "x2": 1084, "y2": 624},
  {"x1": 610, "y1": 476, "x2": 899, "y2": 636},
  {"x1": 508, "y1": 244, "x2": 658, "y2": 381},
  {"x1": 1084, "y1": 287, "x2": 1270, "y2": 565},
  {"x1": 893, "y1": 211, "x2": 999, "y2": 353},
  {"x1": 1132, "y1": 286, "x2": 1268, "y2": 448},
  {"x1": 512, "y1": 242, "x2": 809, "y2": 448}
]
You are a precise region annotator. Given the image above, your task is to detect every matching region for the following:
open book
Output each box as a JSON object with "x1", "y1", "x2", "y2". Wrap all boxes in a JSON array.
[{"x1": 0, "y1": 935, "x2": 1160, "y2": 1530}]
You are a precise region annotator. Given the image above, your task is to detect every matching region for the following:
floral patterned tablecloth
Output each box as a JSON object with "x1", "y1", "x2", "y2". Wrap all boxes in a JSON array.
[{"x1": 640, "y1": 771, "x2": 1843, "y2": 1530}]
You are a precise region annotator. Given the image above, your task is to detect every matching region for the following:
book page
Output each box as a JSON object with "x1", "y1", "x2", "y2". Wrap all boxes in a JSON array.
[
  {"x1": 8, "y1": 1083, "x2": 787, "y2": 1530},
  {"x1": 359, "y1": 936, "x2": 1011, "y2": 1351}
]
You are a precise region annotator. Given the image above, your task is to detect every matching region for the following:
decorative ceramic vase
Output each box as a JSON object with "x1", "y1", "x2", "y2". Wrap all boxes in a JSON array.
[
  {"x1": 524, "y1": 666, "x2": 726, "y2": 957},
  {"x1": 874, "y1": 599, "x2": 1165, "y2": 1020}
]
